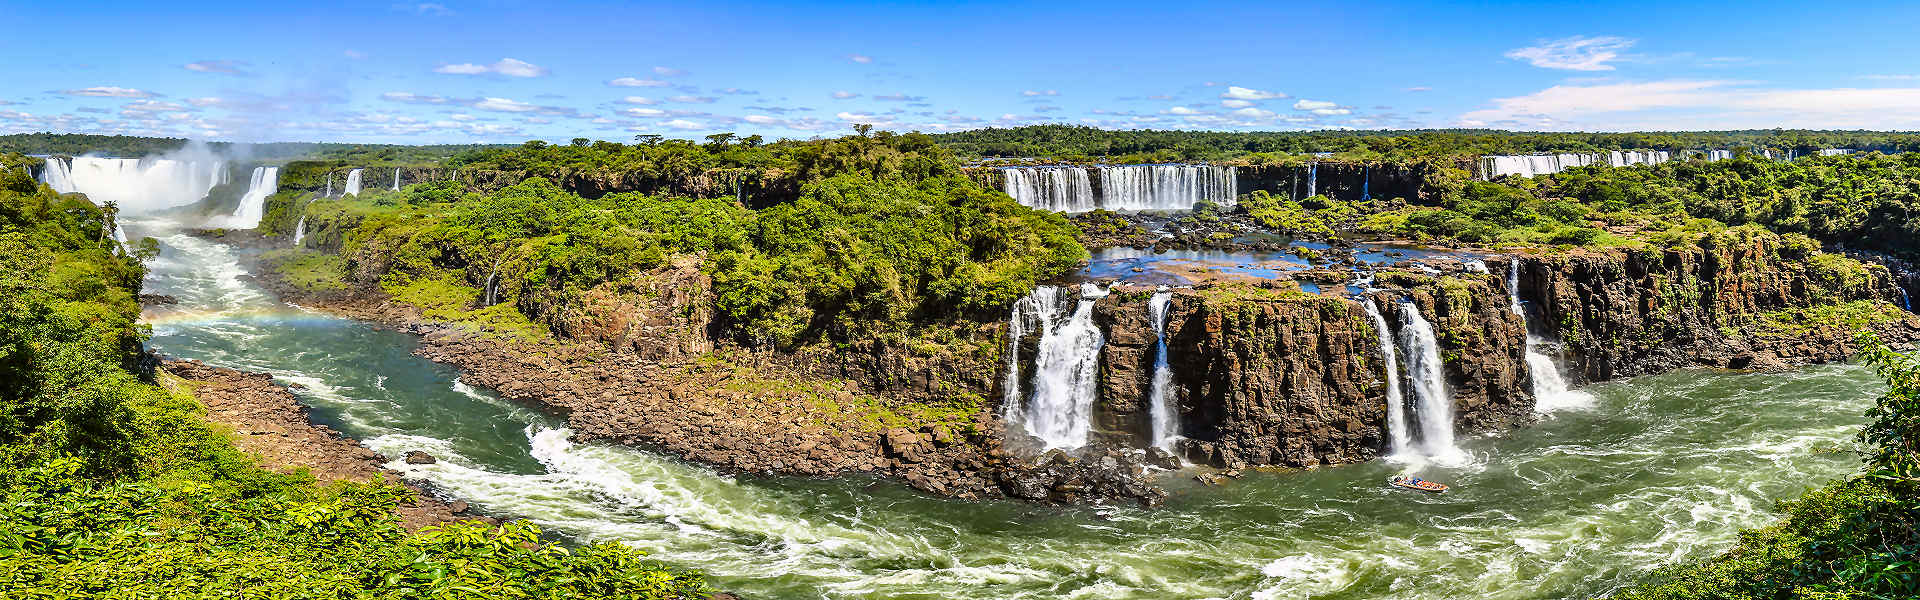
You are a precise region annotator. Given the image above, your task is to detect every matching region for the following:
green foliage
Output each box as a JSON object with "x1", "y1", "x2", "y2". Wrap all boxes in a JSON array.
[
  {"x1": 0, "y1": 177, "x2": 711, "y2": 599},
  {"x1": 1614, "y1": 334, "x2": 1920, "y2": 599}
]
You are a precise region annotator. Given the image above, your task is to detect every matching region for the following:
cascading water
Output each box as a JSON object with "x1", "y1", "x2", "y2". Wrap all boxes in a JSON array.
[
  {"x1": 392, "y1": 168, "x2": 402, "y2": 191},
  {"x1": 1021, "y1": 283, "x2": 1108, "y2": 449},
  {"x1": 1145, "y1": 289, "x2": 1179, "y2": 452},
  {"x1": 343, "y1": 169, "x2": 364, "y2": 197},
  {"x1": 218, "y1": 166, "x2": 279, "y2": 229},
  {"x1": 291, "y1": 215, "x2": 306, "y2": 246},
  {"x1": 1480, "y1": 150, "x2": 1694, "y2": 179},
  {"x1": 1509, "y1": 257, "x2": 1594, "y2": 413},
  {"x1": 39, "y1": 157, "x2": 76, "y2": 193},
  {"x1": 1001, "y1": 167, "x2": 1094, "y2": 212},
  {"x1": 1001, "y1": 287, "x2": 1059, "y2": 421},
  {"x1": 1306, "y1": 162, "x2": 1317, "y2": 198},
  {"x1": 1396, "y1": 301, "x2": 1459, "y2": 460},
  {"x1": 1360, "y1": 164, "x2": 1369, "y2": 201},
  {"x1": 1363, "y1": 299, "x2": 1411, "y2": 457},
  {"x1": 325, "y1": 173, "x2": 333, "y2": 198},
  {"x1": 48, "y1": 156, "x2": 227, "y2": 214},
  {"x1": 1001, "y1": 165, "x2": 1235, "y2": 212},
  {"x1": 1098, "y1": 164, "x2": 1237, "y2": 211}
]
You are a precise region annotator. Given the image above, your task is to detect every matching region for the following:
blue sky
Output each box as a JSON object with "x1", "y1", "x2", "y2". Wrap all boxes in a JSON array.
[{"x1": 5, "y1": 0, "x2": 1920, "y2": 144}]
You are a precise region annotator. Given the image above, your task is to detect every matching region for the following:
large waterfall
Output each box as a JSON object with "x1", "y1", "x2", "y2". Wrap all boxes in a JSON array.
[
  {"x1": 1363, "y1": 299, "x2": 1412, "y2": 457},
  {"x1": 343, "y1": 169, "x2": 364, "y2": 197},
  {"x1": 292, "y1": 215, "x2": 306, "y2": 246},
  {"x1": 217, "y1": 167, "x2": 279, "y2": 229},
  {"x1": 1306, "y1": 162, "x2": 1317, "y2": 198},
  {"x1": 1146, "y1": 289, "x2": 1179, "y2": 452},
  {"x1": 1478, "y1": 150, "x2": 1703, "y2": 179},
  {"x1": 40, "y1": 156, "x2": 227, "y2": 214},
  {"x1": 1002, "y1": 167, "x2": 1095, "y2": 212},
  {"x1": 1003, "y1": 283, "x2": 1109, "y2": 450},
  {"x1": 1396, "y1": 301, "x2": 1459, "y2": 459},
  {"x1": 1001, "y1": 165, "x2": 1235, "y2": 212},
  {"x1": 391, "y1": 168, "x2": 402, "y2": 191},
  {"x1": 1508, "y1": 258, "x2": 1593, "y2": 413}
]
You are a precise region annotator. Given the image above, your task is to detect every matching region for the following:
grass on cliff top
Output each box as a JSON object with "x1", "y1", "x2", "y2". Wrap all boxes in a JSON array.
[
  {"x1": 1752, "y1": 300, "x2": 1907, "y2": 340},
  {"x1": 1189, "y1": 281, "x2": 1321, "y2": 303},
  {"x1": 692, "y1": 353, "x2": 983, "y2": 438},
  {"x1": 262, "y1": 249, "x2": 349, "y2": 293},
  {"x1": 383, "y1": 273, "x2": 545, "y2": 341}
]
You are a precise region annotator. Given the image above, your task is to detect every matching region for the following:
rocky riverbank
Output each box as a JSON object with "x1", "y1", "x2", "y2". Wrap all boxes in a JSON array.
[{"x1": 159, "y1": 358, "x2": 485, "y2": 530}]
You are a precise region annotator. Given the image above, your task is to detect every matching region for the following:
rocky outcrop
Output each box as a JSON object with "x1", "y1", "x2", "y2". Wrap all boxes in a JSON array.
[
  {"x1": 1234, "y1": 161, "x2": 1447, "y2": 203},
  {"x1": 1087, "y1": 276, "x2": 1530, "y2": 469},
  {"x1": 1517, "y1": 233, "x2": 1920, "y2": 382}
]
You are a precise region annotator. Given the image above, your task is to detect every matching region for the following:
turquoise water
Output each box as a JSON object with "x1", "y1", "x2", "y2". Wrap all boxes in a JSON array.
[{"x1": 137, "y1": 219, "x2": 1877, "y2": 599}]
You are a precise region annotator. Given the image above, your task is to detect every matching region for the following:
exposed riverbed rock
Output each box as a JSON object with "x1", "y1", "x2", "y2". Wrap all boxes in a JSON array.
[{"x1": 159, "y1": 358, "x2": 482, "y2": 530}]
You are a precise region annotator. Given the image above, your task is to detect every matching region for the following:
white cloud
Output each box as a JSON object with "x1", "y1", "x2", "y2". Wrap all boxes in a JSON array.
[
  {"x1": 184, "y1": 60, "x2": 248, "y2": 75},
  {"x1": 619, "y1": 96, "x2": 657, "y2": 105},
  {"x1": 60, "y1": 86, "x2": 154, "y2": 98},
  {"x1": 1504, "y1": 35, "x2": 1635, "y2": 71},
  {"x1": 653, "y1": 66, "x2": 685, "y2": 76},
  {"x1": 1022, "y1": 90, "x2": 1059, "y2": 97},
  {"x1": 662, "y1": 118, "x2": 703, "y2": 129},
  {"x1": 1292, "y1": 99, "x2": 1337, "y2": 110},
  {"x1": 609, "y1": 77, "x2": 670, "y2": 87},
  {"x1": 449, "y1": 113, "x2": 475, "y2": 121},
  {"x1": 743, "y1": 115, "x2": 779, "y2": 124},
  {"x1": 435, "y1": 58, "x2": 549, "y2": 77},
  {"x1": 873, "y1": 93, "x2": 924, "y2": 102},
  {"x1": 1165, "y1": 106, "x2": 1200, "y2": 115},
  {"x1": 1231, "y1": 107, "x2": 1276, "y2": 118},
  {"x1": 187, "y1": 97, "x2": 223, "y2": 107},
  {"x1": 473, "y1": 97, "x2": 538, "y2": 112},
  {"x1": 1220, "y1": 86, "x2": 1285, "y2": 100},
  {"x1": 832, "y1": 91, "x2": 859, "y2": 99},
  {"x1": 1220, "y1": 99, "x2": 1253, "y2": 108},
  {"x1": 622, "y1": 108, "x2": 666, "y2": 117},
  {"x1": 382, "y1": 92, "x2": 451, "y2": 104},
  {"x1": 1312, "y1": 108, "x2": 1352, "y2": 116},
  {"x1": 847, "y1": 54, "x2": 873, "y2": 64},
  {"x1": 1458, "y1": 79, "x2": 1920, "y2": 129},
  {"x1": 667, "y1": 95, "x2": 715, "y2": 103}
]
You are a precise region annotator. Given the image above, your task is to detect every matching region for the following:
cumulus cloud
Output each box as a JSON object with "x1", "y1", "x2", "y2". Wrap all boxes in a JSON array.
[
  {"x1": 1220, "y1": 86, "x2": 1285, "y2": 100},
  {"x1": 1164, "y1": 106, "x2": 1201, "y2": 115},
  {"x1": 662, "y1": 118, "x2": 703, "y2": 129},
  {"x1": 622, "y1": 107, "x2": 666, "y2": 117},
  {"x1": 60, "y1": 86, "x2": 156, "y2": 98},
  {"x1": 1220, "y1": 99, "x2": 1253, "y2": 108},
  {"x1": 609, "y1": 77, "x2": 670, "y2": 87},
  {"x1": 1231, "y1": 107, "x2": 1276, "y2": 119},
  {"x1": 184, "y1": 60, "x2": 249, "y2": 75},
  {"x1": 847, "y1": 54, "x2": 873, "y2": 64},
  {"x1": 1504, "y1": 35, "x2": 1636, "y2": 71},
  {"x1": 473, "y1": 97, "x2": 538, "y2": 112},
  {"x1": 743, "y1": 115, "x2": 779, "y2": 124},
  {"x1": 618, "y1": 96, "x2": 658, "y2": 105},
  {"x1": 435, "y1": 57, "x2": 549, "y2": 77},
  {"x1": 667, "y1": 95, "x2": 716, "y2": 103},
  {"x1": 1292, "y1": 99, "x2": 1338, "y2": 110},
  {"x1": 382, "y1": 92, "x2": 453, "y2": 104}
]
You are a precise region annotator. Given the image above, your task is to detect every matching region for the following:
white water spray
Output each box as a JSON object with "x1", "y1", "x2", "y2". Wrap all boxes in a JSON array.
[
  {"x1": 343, "y1": 169, "x2": 364, "y2": 197},
  {"x1": 218, "y1": 167, "x2": 279, "y2": 229},
  {"x1": 1396, "y1": 301, "x2": 1459, "y2": 459},
  {"x1": 392, "y1": 168, "x2": 402, "y2": 191},
  {"x1": 49, "y1": 156, "x2": 227, "y2": 214},
  {"x1": 1363, "y1": 299, "x2": 1411, "y2": 457},
  {"x1": 1509, "y1": 257, "x2": 1594, "y2": 413},
  {"x1": 39, "y1": 157, "x2": 76, "y2": 193},
  {"x1": 1002, "y1": 165, "x2": 1235, "y2": 212},
  {"x1": 1146, "y1": 289, "x2": 1179, "y2": 451},
  {"x1": 1022, "y1": 283, "x2": 1109, "y2": 449}
]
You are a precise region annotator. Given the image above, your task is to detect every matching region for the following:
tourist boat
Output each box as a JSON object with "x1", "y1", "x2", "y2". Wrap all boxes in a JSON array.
[{"x1": 1389, "y1": 475, "x2": 1448, "y2": 493}]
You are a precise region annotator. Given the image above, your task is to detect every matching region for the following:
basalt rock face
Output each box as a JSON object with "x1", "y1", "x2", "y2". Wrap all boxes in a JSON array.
[
  {"x1": 1087, "y1": 278, "x2": 1530, "y2": 469},
  {"x1": 1234, "y1": 162, "x2": 1445, "y2": 203},
  {"x1": 1517, "y1": 235, "x2": 1912, "y2": 382}
]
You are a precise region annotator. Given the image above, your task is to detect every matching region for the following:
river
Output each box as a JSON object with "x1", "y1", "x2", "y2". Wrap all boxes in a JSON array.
[{"x1": 135, "y1": 219, "x2": 1876, "y2": 600}]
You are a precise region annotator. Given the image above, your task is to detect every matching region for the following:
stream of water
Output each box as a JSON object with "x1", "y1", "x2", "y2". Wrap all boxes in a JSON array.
[{"x1": 136, "y1": 219, "x2": 1878, "y2": 600}]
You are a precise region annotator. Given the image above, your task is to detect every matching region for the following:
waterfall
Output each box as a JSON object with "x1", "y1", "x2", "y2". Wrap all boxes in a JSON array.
[
  {"x1": 221, "y1": 166, "x2": 279, "y2": 229},
  {"x1": 1360, "y1": 164, "x2": 1370, "y2": 200},
  {"x1": 1098, "y1": 165, "x2": 1237, "y2": 211},
  {"x1": 1396, "y1": 301, "x2": 1458, "y2": 458},
  {"x1": 1363, "y1": 299, "x2": 1411, "y2": 457},
  {"x1": 1480, "y1": 151, "x2": 1692, "y2": 179},
  {"x1": 292, "y1": 215, "x2": 306, "y2": 246},
  {"x1": 325, "y1": 173, "x2": 333, "y2": 198},
  {"x1": 392, "y1": 168, "x2": 402, "y2": 191},
  {"x1": 343, "y1": 169, "x2": 364, "y2": 197},
  {"x1": 39, "y1": 157, "x2": 76, "y2": 193},
  {"x1": 1146, "y1": 289, "x2": 1179, "y2": 452},
  {"x1": 48, "y1": 156, "x2": 226, "y2": 214},
  {"x1": 1509, "y1": 257, "x2": 1594, "y2": 413},
  {"x1": 1022, "y1": 283, "x2": 1109, "y2": 449},
  {"x1": 1002, "y1": 167, "x2": 1094, "y2": 212},
  {"x1": 1002, "y1": 287, "x2": 1058, "y2": 421},
  {"x1": 1001, "y1": 165, "x2": 1235, "y2": 212},
  {"x1": 1306, "y1": 162, "x2": 1317, "y2": 198},
  {"x1": 483, "y1": 263, "x2": 502, "y2": 307}
]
